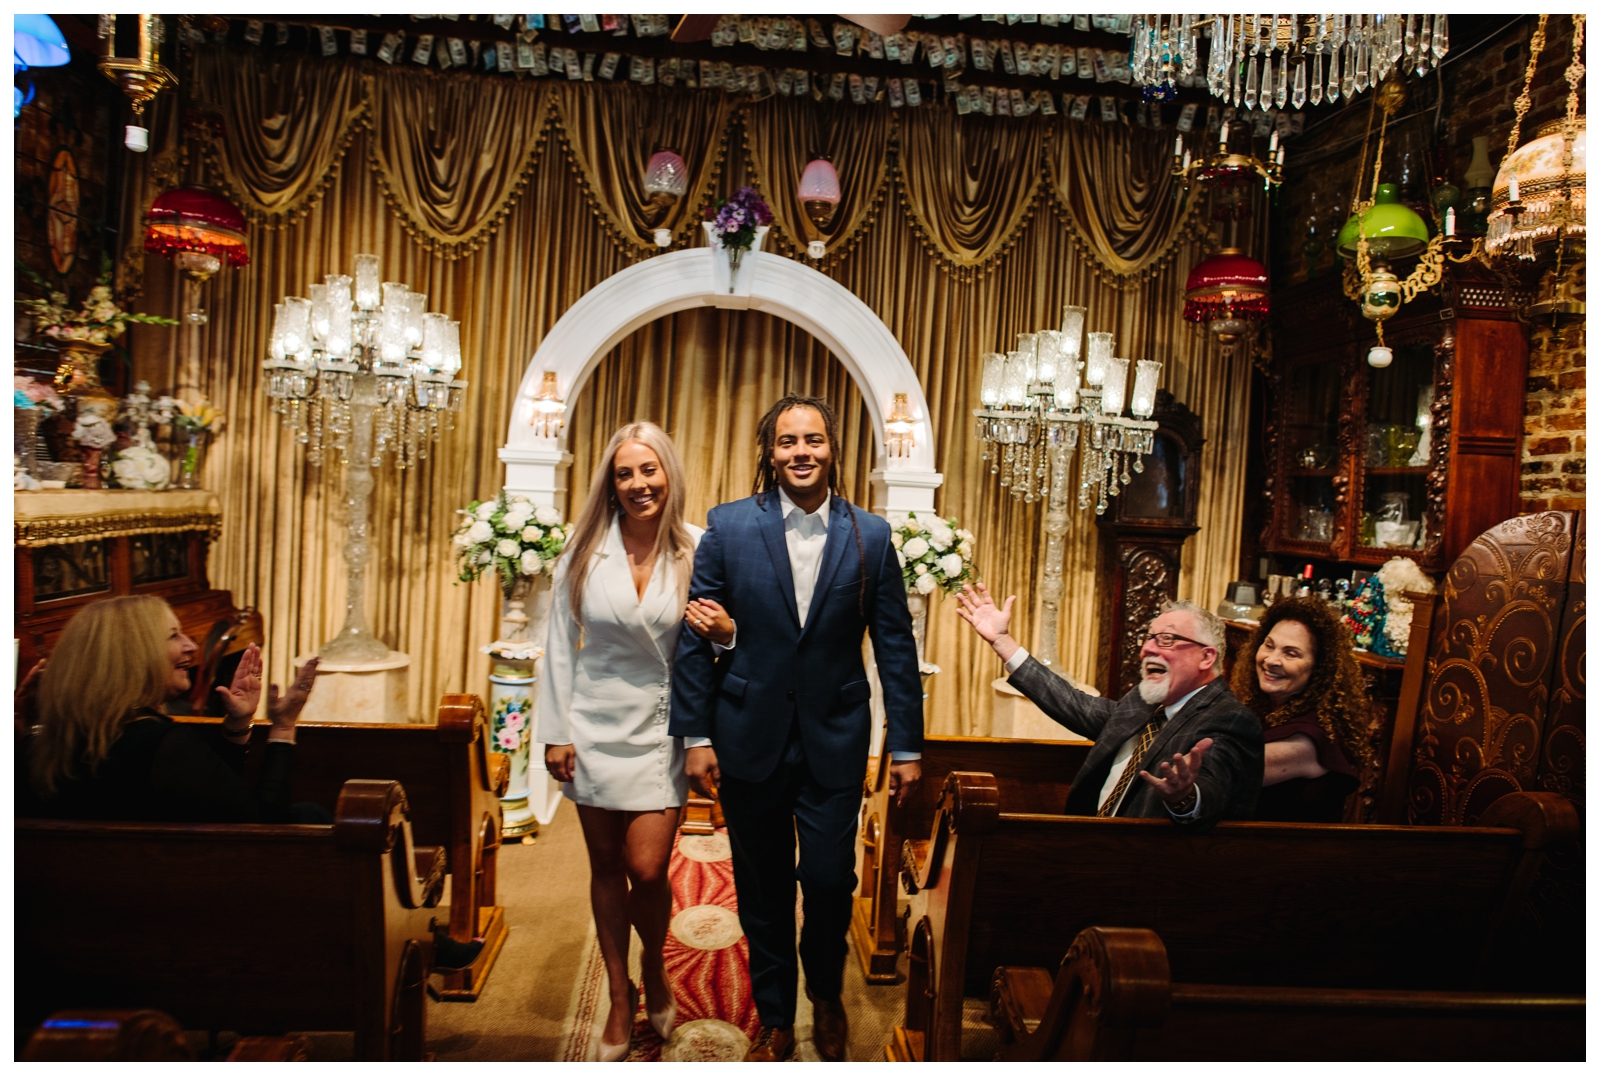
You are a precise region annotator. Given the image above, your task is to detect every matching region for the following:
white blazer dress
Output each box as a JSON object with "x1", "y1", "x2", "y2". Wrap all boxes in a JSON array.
[{"x1": 533, "y1": 518, "x2": 702, "y2": 811}]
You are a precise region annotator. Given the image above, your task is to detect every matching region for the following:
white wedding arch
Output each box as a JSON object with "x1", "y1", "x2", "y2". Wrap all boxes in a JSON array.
[{"x1": 499, "y1": 239, "x2": 943, "y2": 515}]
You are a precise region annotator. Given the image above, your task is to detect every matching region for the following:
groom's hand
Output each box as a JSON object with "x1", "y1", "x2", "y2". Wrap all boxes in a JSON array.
[
  {"x1": 686, "y1": 745, "x2": 721, "y2": 796},
  {"x1": 889, "y1": 760, "x2": 921, "y2": 808}
]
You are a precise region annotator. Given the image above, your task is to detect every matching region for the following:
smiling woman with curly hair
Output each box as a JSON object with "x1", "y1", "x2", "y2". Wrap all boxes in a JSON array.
[{"x1": 1230, "y1": 597, "x2": 1375, "y2": 822}]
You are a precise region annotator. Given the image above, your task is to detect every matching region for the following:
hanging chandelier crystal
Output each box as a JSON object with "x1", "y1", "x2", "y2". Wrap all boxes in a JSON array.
[
  {"x1": 972, "y1": 307, "x2": 1161, "y2": 516},
  {"x1": 1135, "y1": 14, "x2": 1448, "y2": 108},
  {"x1": 262, "y1": 253, "x2": 466, "y2": 470}
]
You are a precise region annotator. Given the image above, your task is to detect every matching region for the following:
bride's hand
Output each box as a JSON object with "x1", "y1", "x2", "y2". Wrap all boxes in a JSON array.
[
  {"x1": 685, "y1": 598, "x2": 735, "y2": 646},
  {"x1": 545, "y1": 743, "x2": 576, "y2": 783}
]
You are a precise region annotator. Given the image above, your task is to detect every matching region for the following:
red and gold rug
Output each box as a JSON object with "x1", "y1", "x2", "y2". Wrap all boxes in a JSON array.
[{"x1": 561, "y1": 830, "x2": 760, "y2": 1062}]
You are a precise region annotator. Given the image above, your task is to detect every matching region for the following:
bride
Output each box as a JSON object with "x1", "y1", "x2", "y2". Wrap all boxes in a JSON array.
[{"x1": 536, "y1": 421, "x2": 732, "y2": 1060}]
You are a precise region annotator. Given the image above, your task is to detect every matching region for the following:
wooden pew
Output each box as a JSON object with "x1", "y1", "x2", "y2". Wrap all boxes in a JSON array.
[
  {"x1": 852, "y1": 736, "x2": 1092, "y2": 983},
  {"x1": 16, "y1": 779, "x2": 444, "y2": 1060},
  {"x1": 889, "y1": 772, "x2": 1578, "y2": 1062},
  {"x1": 990, "y1": 927, "x2": 1585, "y2": 1061},
  {"x1": 206, "y1": 693, "x2": 510, "y2": 1001}
]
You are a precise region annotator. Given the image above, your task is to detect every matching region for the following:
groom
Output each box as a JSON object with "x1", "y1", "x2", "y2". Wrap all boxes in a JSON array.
[{"x1": 670, "y1": 395, "x2": 925, "y2": 1062}]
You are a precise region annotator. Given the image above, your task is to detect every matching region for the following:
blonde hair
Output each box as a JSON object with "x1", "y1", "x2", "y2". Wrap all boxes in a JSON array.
[
  {"x1": 563, "y1": 422, "x2": 694, "y2": 628},
  {"x1": 31, "y1": 595, "x2": 176, "y2": 796}
]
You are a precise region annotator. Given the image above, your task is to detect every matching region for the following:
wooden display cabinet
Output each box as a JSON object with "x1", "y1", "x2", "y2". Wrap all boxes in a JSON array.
[
  {"x1": 15, "y1": 489, "x2": 239, "y2": 672},
  {"x1": 1261, "y1": 263, "x2": 1528, "y2": 575}
]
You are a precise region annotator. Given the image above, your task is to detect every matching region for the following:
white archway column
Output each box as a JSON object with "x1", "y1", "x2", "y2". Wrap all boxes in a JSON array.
[{"x1": 501, "y1": 243, "x2": 942, "y2": 518}]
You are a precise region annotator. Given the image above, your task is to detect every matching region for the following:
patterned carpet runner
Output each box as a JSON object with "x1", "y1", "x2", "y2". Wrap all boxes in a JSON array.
[{"x1": 562, "y1": 829, "x2": 761, "y2": 1062}]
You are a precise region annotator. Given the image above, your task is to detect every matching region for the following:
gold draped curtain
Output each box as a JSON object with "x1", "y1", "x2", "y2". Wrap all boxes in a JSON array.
[
  {"x1": 741, "y1": 95, "x2": 895, "y2": 260},
  {"x1": 136, "y1": 48, "x2": 1249, "y2": 735},
  {"x1": 553, "y1": 82, "x2": 735, "y2": 251}
]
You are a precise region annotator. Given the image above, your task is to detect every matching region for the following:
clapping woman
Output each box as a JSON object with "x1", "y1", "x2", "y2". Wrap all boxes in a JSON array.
[{"x1": 536, "y1": 422, "x2": 733, "y2": 1060}]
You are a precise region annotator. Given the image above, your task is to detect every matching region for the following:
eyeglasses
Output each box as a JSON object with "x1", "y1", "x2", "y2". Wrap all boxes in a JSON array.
[{"x1": 1139, "y1": 631, "x2": 1213, "y2": 650}]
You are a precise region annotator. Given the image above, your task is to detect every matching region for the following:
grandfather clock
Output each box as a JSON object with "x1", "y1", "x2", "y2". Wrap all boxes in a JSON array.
[{"x1": 1094, "y1": 390, "x2": 1205, "y2": 698}]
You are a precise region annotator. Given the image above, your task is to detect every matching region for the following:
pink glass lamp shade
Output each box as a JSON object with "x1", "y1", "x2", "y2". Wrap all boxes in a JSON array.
[
  {"x1": 1183, "y1": 249, "x2": 1269, "y2": 341},
  {"x1": 643, "y1": 149, "x2": 689, "y2": 226},
  {"x1": 144, "y1": 185, "x2": 249, "y2": 272},
  {"x1": 798, "y1": 158, "x2": 842, "y2": 228}
]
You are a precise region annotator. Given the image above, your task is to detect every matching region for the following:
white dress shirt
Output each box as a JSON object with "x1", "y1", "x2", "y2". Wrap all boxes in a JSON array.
[
  {"x1": 1003, "y1": 645, "x2": 1202, "y2": 818},
  {"x1": 687, "y1": 488, "x2": 920, "y2": 762}
]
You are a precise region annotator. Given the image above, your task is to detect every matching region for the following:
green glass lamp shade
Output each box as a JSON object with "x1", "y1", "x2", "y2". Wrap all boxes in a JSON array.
[{"x1": 1335, "y1": 184, "x2": 1430, "y2": 259}]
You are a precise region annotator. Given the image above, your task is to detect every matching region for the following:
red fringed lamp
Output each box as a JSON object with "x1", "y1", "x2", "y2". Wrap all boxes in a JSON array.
[
  {"x1": 1182, "y1": 248, "x2": 1269, "y2": 343},
  {"x1": 144, "y1": 185, "x2": 248, "y2": 324}
]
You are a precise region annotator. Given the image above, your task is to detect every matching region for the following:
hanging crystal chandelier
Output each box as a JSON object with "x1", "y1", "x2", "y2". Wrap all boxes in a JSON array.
[
  {"x1": 262, "y1": 253, "x2": 466, "y2": 470},
  {"x1": 972, "y1": 307, "x2": 1161, "y2": 516},
  {"x1": 1134, "y1": 14, "x2": 1448, "y2": 109}
]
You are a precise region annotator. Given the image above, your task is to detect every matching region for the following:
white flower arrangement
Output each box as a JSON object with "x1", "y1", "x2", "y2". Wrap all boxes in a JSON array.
[
  {"x1": 110, "y1": 445, "x2": 171, "y2": 490},
  {"x1": 453, "y1": 490, "x2": 570, "y2": 598},
  {"x1": 891, "y1": 512, "x2": 977, "y2": 597},
  {"x1": 1374, "y1": 555, "x2": 1436, "y2": 655},
  {"x1": 70, "y1": 413, "x2": 116, "y2": 450}
]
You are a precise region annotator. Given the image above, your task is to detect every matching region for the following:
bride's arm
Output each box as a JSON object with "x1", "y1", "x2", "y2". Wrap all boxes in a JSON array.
[{"x1": 533, "y1": 558, "x2": 580, "y2": 750}]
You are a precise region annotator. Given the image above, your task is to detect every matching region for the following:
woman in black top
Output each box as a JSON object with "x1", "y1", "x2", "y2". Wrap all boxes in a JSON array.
[
  {"x1": 1230, "y1": 597, "x2": 1374, "y2": 822},
  {"x1": 19, "y1": 595, "x2": 319, "y2": 823}
]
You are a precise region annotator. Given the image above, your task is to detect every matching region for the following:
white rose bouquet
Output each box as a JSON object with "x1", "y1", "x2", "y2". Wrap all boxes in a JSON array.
[
  {"x1": 890, "y1": 512, "x2": 977, "y2": 597},
  {"x1": 453, "y1": 490, "x2": 570, "y2": 598},
  {"x1": 110, "y1": 445, "x2": 171, "y2": 490}
]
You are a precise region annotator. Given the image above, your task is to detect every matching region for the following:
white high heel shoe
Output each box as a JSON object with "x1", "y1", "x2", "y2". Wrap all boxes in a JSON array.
[
  {"x1": 647, "y1": 995, "x2": 678, "y2": 1041},
  {"x1": 598, "y1": 983, "x2": 637, "y2": 1062}
]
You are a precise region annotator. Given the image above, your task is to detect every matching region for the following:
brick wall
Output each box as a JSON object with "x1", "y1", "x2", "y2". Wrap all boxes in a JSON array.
[{"x1": 1522, "y1": 325, "x2": 1586, "y2": 512}]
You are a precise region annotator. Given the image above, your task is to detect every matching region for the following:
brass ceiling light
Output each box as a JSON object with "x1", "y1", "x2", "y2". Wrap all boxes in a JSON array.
[{"x1": 97, "y1": 14, "x2": 176, "y2": 153}]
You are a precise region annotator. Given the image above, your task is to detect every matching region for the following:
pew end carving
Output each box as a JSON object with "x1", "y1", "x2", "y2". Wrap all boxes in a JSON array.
[
  {"x1": 16, "y1": 779, "x2": 441, "y2": 1060},
  {"x1": 992, "y1": 927, "x2": 1584, "y2": 1061}
]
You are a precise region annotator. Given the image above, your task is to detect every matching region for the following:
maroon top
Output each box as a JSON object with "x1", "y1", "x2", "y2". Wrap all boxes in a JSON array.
[{"x1": 1255, "y1": 708, "x2": 1359, "y2": 822}]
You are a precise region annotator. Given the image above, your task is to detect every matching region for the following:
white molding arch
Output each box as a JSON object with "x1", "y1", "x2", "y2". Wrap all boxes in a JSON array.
[{"x1": 499, "y1": 244, "x2": 942, "y2": 515}]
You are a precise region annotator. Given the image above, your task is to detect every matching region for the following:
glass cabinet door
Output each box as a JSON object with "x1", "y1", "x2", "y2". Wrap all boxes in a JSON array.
[
  {"x1": 1357, "y1": 342, "x2": 1433, "y2": 554},
  {"x1": 1280, "y1": 357, "x2": 1342, "y2": 547}
]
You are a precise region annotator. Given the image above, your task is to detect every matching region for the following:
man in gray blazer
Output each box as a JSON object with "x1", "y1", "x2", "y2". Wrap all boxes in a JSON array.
[{"x1": 954, "y1": 585, "x2": 1261, "y2": 827}]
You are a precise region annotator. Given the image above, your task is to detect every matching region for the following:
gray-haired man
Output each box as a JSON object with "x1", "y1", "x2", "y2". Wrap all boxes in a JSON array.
[{"x1": 954, "y1": 587, "x2": 1261, "y2": 828}]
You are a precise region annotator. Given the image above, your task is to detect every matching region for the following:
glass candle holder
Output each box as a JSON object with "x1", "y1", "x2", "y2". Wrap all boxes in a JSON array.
[
  {"x1": 1085, "y1": 332, "x2": 1114, "y2": 387},
  {"x1": 1034, "y1": 329, "x2": 1062, "y2": 385},
  {"x1": 979, "y1": 351, "x2": 1005, "y2": 407},
  {"x1": 1101, "y1": 357, "x2": 1130, "y2": 415},
  {"x1": 1131, "y1": 359, "x2": 1162, "y2": 418},
  {"x1": 354, "y1": 254, "x2": 381, "y2": 310},
  {"x1": 1054, "y1": 362, "x2": 1082, "y2": 411},
  {"x1": 1001, "y1": 351, "x2": 1029, "y2": 407},
  {"x1": 1060, "y1": 305, "x2": 1086, "y2": 363}
]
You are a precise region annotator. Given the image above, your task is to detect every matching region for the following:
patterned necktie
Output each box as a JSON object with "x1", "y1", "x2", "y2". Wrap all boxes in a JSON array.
[{"x1": 1097, "y1": 714, "x2": 1164, "y2": 818}]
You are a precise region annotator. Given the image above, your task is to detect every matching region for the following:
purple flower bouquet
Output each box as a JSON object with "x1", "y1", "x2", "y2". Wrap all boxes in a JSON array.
[{"x1": 703, "y1": 186, "x2": 774, "y2": 256}]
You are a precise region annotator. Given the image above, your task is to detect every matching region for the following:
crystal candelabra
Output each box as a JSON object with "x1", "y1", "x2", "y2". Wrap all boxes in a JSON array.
[
  {"x1": 262, "y1": 254, "x2": 466, "y2": 662},
  {"x1": 1132, "y1": 14, "x2": 1448, "y2": 108},
  {"x1": 972, "y1": 308, "x2": 1162, "y2": 664}
]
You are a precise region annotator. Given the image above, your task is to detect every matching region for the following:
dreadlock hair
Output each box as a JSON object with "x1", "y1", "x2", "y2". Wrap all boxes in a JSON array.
[
  {"x1": 1229, "y1": 596, "x2": 1377, "y2": 773},
  {"x1": 752, "y1": 394, "x2": 868, "y2": 617}
]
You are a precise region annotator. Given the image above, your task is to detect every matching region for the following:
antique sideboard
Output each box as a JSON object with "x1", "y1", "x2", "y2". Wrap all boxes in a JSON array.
[{"x1": 14, "y1": 489, "x2": 240, "y2": 672}]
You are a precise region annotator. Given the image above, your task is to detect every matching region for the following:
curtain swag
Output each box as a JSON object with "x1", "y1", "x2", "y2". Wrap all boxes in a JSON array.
[
  {"x1": 193, "y1": 50, "x2": 367, "y2": 225},
  {"x1": 192, "y1": 47, "x2": 1210, "y2": 280},
  {"x1": 551, "y1": 82, "x2": 736, "y2": 255},
  {"x1": 741, "y1": 95, "x2": 896, "y2": 265},
  {"x1": 364, "y1": 70, "x2": 554, "y2": 257}
]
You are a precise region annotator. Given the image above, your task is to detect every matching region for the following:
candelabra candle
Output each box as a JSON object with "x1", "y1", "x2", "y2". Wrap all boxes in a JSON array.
[
  {"x1": 1001, "y1": 350, "x2": 1029, "y2": 407},
  {"x1": 308, "y1": 283, "x2": 330, "y2": 344},
  {"x1": 1101, "y1": 358, "x2": 1130, "y2": 416},
  {"x1": 1060, "y1": 305, "x2": 1085, "y2": 361},
  {"x1": 1016, "y1": 333, "x2": 1039, "y2": 382},
  {"x1": 1034, "y1": 329, "x2": 1062, "y2": 386},
  {"x1": 405, "y1": 292, "x2": 428, "y2": 351},
  {"x1": 1054, "y1": 363, "x2": 1082, "y2": 411},
  {"x1": 279, "y1": 297, "x2": 313, "y2": 361},
  {"x1": 979, "y1": 351, "x2": 1005, "y2": 407},
  {"x1": 1131, "y1": 360, "x2": 1162, "y2": 419},
  {"x1": 1084, "y1": 332, "x2": 1114, "y2": 387},
  {"x1": 354, "y1": 254, "x2": 381, "y2": 311}
]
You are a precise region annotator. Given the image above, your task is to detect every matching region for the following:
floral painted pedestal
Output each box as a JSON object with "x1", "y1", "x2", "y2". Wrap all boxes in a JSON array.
[{"x1": 482, "y1": 575, "x2": 548, "y2": 841}]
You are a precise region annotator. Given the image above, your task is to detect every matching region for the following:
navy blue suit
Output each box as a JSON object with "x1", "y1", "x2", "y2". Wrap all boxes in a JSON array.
[{"x1": 669, "y1": 492, "x2": 924, "y2": 1026}]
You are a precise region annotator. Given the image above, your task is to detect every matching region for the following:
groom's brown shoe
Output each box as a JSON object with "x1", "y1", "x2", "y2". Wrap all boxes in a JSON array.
[
  {"x1": 744, "y1": 1025, "x2": 795, "y2": 1062},
  {"x1": 806, "y1": 985, "x2": 849, "y2": 1062}
]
